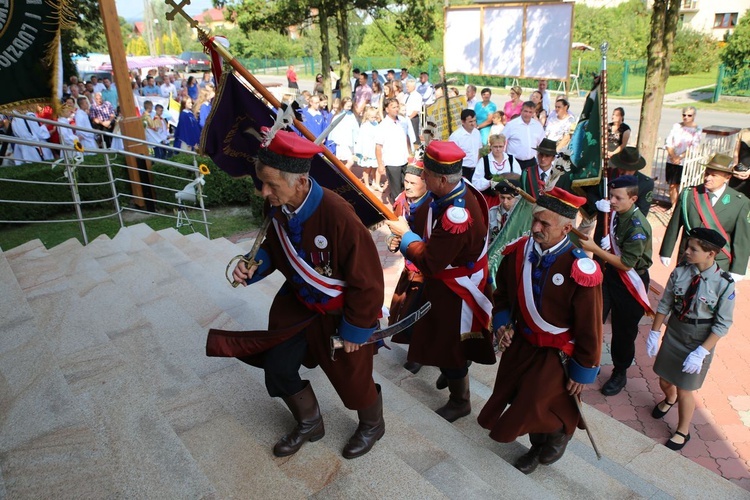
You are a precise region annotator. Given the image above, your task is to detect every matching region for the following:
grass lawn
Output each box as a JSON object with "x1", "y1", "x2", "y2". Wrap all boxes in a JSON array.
[
  {"x1": 0, "y1": 206, "x2": 258, "y2": 252},
  {"x1": 666, "y1": 98, "x2": 750, "y2": 114},
  {"x1": 619, "y1": 67, "x2": 719, "y2": 97}
]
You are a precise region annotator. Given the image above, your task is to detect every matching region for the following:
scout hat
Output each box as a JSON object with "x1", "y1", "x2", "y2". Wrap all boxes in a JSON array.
[
  {"x1": 423, "y1": 141, "x2": 465, "y2": 175},
  {"x1": 610, "y1": 146, "x2": 647, "y2": 171},
  {"x1": 608, "y1": 174, "x2": 638, "y2": 190},
  {"x1": 496, "y1": 178, "x2": 520, "y2": 196},
  {"x1": 536, "y1": 187, "x2": 586, "y2": 219},
  {"x1": 533, "y1": 138, "x2": 557, "y2": 156},
  {"x1": 688, "y1": 227, "x2": 727, "y2": 250},
  {"x1": 257, "y1": 129, "x2": 324, "y2": 173},
  {"x1": 405, "y1": 161, "x2": 424, "y2": 177},
  {"x1": 702, "y1": 154, "x2": 734, "y2": 174}
]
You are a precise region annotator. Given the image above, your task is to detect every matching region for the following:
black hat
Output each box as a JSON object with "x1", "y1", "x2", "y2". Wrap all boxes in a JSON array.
[
  {"x1": 533, "y1": 138, "x2": 557, "y2": 156},
  {"x1": 610, "y1": 146, "x2": 646, "y2": 171},
  {"x1": 608, "y1": 174, "x2": 638, "y2": 190},
  {"x1": 496, "y1": 178, "x2": 520, "y2": 196},
  {"x1": 688, "y1": 227, "x2": 727, "y2": 249}
]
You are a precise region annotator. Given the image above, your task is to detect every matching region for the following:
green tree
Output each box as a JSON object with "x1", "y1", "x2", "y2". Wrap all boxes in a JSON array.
[
  {"x1": 127, "y1": 37, "x2": 150, "y2": 56},
  {"x1": 171, "y1": 32, "x2": 183, "y2": 55},
  {"x1": 671, "y1": 28, "x2": 719, "y2": 74},
  {"x1": 721, "y1": 9, "x2": 750, "y2": 70}
]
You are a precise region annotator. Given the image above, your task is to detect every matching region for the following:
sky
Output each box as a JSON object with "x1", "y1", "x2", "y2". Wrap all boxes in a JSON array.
[{"x1": 114, "y1": 0, "x2": 214, "y2": 22}]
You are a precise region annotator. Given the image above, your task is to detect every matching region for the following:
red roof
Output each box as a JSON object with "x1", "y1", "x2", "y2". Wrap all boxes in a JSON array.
[
  {"x1": 193, "y1": 8, "x2": 227, "y2": 23},
  {"x1": 133, "y1": 21, "x2": 145, "y2": 34}
]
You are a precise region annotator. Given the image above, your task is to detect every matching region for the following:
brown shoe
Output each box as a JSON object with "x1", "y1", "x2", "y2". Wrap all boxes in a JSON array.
[
  {"x1": 435, "y1": 375, "x2": 471, "y2": 422},
  {"x1": 342, "y1": 384, "x2": 385, "y2": 459},
  {"x1": 538, "y1": 430, "x2": 571, "y2": 465},
  {"x1": 273, "y1": 382, "x2": 325, "y2": 457}
]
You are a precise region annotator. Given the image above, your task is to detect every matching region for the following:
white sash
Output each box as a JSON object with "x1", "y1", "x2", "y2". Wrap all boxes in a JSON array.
[{"x1": 520, "y1": 238, "x2": 568, "y2": 335}]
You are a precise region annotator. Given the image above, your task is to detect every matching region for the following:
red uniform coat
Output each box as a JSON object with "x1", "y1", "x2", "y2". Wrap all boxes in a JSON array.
[
  {"x1": 400, "y1": 181, "x2": 496, "y2": 368},
  {"x1": 477, "y1": 236, "x2": 602, "y2": 441}
]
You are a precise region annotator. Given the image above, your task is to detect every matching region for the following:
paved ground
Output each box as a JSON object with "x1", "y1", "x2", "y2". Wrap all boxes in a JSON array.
[{"x1": 231, "y1": 197, "x2": 750, "y2": 491}]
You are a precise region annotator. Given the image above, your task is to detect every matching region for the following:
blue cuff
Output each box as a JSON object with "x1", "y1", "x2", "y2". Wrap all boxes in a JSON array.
[
  {"x1": 399, "y1": 231, "x2": 421, "y2": 255},
  {"x1": 338, "y1": 317, "x2": 376, "y2": 344},
  {"x1": 568, "y1": 358, "x2": 600, "y2": 384},
  {"x1": 245, "y1": 248, "x2": 272, "y2": 285},
  {"x1": 492, "y1": 310, "x2": 510, "y2": 332}
]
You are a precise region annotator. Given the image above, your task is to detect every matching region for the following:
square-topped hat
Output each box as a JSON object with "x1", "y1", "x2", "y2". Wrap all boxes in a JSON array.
[
  {"x1": 702, "y1": 154, "x2": 734, "y2": 174},
  {"x1": 536, "y1": 187, "x2": 586, "y2": 219},
  {"x1": 405, "y1": 160, "x2": 424, "y2": 177},
  {"x1": 533, "y1": 138, "x2": 557, "y2": 156},
  {"x1": 688, "y1": 227, "x2": 727, "y2": 249},
  {"x1": 610, "y1": 146, "x2": 647, "y2": 171},
  {"x1": 257, "y1": 129, "x2": 325, "y2": 173},
  {"x1": 424, "y1": 141, "x2": 465, "y2": 175}
]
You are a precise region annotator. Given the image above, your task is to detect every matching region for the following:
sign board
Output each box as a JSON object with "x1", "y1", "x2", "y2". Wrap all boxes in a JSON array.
[
  {"x1": 424, "y1": 96, "x2": 466, "y2": 141},
  {"x1": 444, "y1": 2, "x2": 574, "y2": 81}
]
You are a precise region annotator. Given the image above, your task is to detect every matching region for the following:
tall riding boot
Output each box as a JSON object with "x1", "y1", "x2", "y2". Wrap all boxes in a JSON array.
[
  {"x1": 538, "y1": 429, "x2": 571, "y2": 465},
  {"x1": 514, "y1": 433, "x2": 547, "y2": 474},
  {"x1": 342, "y1": 384, "x2": 385, "y2": 459},
  {"x1": 435, "y1": 375, "x2": 471, "y2": 422},
  {"x1": 273, "y1": 381, "x2": 325, "y2": 457}
]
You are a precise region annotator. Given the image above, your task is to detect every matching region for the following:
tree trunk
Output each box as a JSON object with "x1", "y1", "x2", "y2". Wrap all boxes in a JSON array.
[
  {"x1": 636, "y1": 0, "x2": 681, "y2": 175},
  {"x1": 334, "y1": 4, "x2": 352, "y2": 100},
  {"x1": 318, "y1": 6, "x2": 332, "y2": 98}
]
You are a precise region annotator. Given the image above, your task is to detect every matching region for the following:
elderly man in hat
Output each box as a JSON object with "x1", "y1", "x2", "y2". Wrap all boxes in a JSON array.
[
  {"x1": 478, "y1": 187, "x2": 603, "y2": 474},
  {"x1": 389, "y1": 161, "x2": 432, "y2": 374},
  {"x1": 386, "y1": 141, "x2": 495, "y2": 422},
  {"x1": 230, "y1": 130, "x2": 385, "y2": 460},
  {"x1": 581, "y1": 175, "x2": 653, "y2": 396},
  {"x1": 660, "y1": 154, "x2": 750, "y2": 280}
]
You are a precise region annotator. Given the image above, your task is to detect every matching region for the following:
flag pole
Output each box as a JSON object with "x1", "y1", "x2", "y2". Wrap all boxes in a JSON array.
[
  {"x1": 164, "y1": 1, "x2": 396, "y2": 221},
  {"x1": 599, "y1": 41, "x2": 611, "y2": 236}
]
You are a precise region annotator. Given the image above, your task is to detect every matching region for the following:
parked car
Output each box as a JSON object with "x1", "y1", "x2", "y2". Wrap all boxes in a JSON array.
[{"x1": 178, "y1": 51, "x2": 211, "y2": 73}]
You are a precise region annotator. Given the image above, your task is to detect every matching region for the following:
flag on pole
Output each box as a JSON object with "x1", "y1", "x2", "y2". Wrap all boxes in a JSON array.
[
  {"x1": 567, "y1": 83, "x2": 603, "y2": 190},
  {"x1": 200, "y1": 72, "x2": 387, "y2": 228}
]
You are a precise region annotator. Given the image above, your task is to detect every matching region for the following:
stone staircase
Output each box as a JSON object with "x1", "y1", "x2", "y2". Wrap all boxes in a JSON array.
[{"x1": 0, "y1": 224, "x2": 745, "y2": 499}]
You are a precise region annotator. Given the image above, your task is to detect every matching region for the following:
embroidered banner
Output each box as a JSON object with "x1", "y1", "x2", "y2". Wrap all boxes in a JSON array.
[
  {"x1": 200, "y1": 72, "x2": 386, "y2": 228},
  {"x1": 0, "y1": 0, "x2": 62, "y2": 113}
]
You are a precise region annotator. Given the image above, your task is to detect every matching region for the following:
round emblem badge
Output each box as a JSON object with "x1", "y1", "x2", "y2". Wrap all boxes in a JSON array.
[
  {"x1": 552, "y1": 273, "x2": 564, "y2": 286},
  {"x1": 446, "y1": 206, "x2": 469, "y2": 224},
  {"x1": 314, "y1": 235, "x2": 328, "y2": 249}
]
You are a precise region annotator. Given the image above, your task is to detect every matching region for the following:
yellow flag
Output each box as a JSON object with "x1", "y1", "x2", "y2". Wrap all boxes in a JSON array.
[{"x1": 169, "y1": 93, "x2": 181, "y2": 116}]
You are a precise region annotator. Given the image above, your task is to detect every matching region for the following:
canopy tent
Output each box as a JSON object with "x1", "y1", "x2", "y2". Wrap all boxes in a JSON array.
[{"x1": 98, "y1": 56, "x2": 187, "y2": 71}]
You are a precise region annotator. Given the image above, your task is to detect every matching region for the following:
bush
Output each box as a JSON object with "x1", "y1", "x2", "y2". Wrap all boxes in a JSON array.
[{"x1": 671, "y1": 28, "x2": 720, "y2": 75}]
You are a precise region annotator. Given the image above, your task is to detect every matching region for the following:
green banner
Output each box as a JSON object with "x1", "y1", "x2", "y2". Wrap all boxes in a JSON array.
[
  {"x1": 487, "y1": 198, "x2": 534, "y2": 285},
  {"x1": 567, "y1": 84, "x2": 602, "y2": 189},
  {"x1": 0, "y1": 0, "x2": 61, "y2": 113}
]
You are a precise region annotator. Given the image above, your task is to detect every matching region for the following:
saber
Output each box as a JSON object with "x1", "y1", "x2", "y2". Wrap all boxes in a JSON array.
[
  {"x1": 559, "y1": 351, "x2": 603, "y2": 460},
  {"x1": 314, "y1": 111, "x2": 348, "y2": 146},
  {"x1": 225, "y1": 214, "x2": 273, "y2": 288},
  {"x1": 330, "y1": 302, "x2": 431, "y2": 359}
]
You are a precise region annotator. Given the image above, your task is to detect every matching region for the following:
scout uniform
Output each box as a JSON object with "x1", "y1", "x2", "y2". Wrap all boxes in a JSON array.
[
  {"x1": 478, "y1": 187, "x2": 603, "y2": 474},
  {"x1": 395, "y1": 141, "x2": 496, "y2": 423},
  {"x1": 210, "y1": 130, "x2": 385, "y2": 460},
  {"x1": 660, "y1": 154, "x2": 750, "y2": 275},
  {"x1": 600, "y1": 175, "x2": 654, "y2": 396},
  {"x1": 654, "y1": 228, "x2": 735, "y2": 391}
]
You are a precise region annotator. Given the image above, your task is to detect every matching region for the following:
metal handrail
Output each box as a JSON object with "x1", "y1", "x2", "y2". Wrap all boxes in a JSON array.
[{"x1": 0, "y1": 114, "x2": 211, "y2": 243}]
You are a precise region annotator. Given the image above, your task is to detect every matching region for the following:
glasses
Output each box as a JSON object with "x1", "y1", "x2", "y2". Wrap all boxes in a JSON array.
[{"x1": 683, "y1": 114, "x2": 693, "y2": 117}]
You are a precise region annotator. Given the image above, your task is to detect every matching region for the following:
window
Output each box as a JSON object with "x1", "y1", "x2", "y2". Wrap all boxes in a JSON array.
[{"x1": 714, "y1": 13, "x2": 738, "y2": 29}]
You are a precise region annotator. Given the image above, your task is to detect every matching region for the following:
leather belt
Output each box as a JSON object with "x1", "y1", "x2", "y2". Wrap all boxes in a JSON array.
[{"x1": 676, "y1": 315, "x2": 712, "y2": 325}]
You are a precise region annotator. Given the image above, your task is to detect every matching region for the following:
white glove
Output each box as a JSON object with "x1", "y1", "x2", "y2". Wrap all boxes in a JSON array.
[
  {"x1": 600, "y1": 236, "x2": 611, "y2": 251},
  {"x1": 646, "y1": 330, "x2": 661, "y2": 358},
  {"x1": 682, "y1": 345, "x2": 710, "y2": 374},
  {"x1": 595, "y1": 199, "x2": 611, "y2": 213},
  {"x1": 660, "y1": 256, "x2": 672, "y2": 267},
  {"x1": 730, "y1": 273, "x2": 744, "y2": 282}
]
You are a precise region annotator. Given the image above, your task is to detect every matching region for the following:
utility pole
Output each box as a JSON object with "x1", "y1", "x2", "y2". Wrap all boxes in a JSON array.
[{"x1": 99, "y1": 0, "x2": 153, "y2": 210}]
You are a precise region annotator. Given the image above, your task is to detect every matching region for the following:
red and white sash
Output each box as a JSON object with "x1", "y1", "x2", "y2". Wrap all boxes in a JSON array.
[
  {"x1": 426, "y1": 182, "x2": 492, "y2": 334},
  {"x1": 273, "y1": 219, "x2": 346, "y2": 299},
  {"x1": 607, "y1": 215, "x2": 655, "y2": 315}
]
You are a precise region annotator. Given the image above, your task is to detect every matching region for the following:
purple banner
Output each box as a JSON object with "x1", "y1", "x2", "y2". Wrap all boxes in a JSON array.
[{"x1": 200, "y1": 73, "x2": 386, "y2": 228}]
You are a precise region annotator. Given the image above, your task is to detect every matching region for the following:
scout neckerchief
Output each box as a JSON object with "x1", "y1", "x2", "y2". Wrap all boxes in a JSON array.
[
  {"x1": 425, "y1": 181, "x2": 493, "y2": 335},
  {"x1": 687, "y1": 187, "x2": 733, "y2": 263},
  {"x1": 607, "y1": 207, "x2": 655, "y2": 316}
]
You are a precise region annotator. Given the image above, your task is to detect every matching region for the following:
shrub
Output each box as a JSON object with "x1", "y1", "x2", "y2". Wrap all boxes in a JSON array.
[{"x1": 671, "y1": 28, "x2": 720, "y2": 75}]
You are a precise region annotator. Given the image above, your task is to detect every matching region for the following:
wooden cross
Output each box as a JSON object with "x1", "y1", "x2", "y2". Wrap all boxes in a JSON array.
[{"x1": 165, "y1": 0, "x2": 199, "y2": 29}]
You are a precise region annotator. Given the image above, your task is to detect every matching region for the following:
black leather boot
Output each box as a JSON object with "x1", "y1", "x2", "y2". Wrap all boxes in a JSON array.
[
  {"x1": 601, "y1": 369, "x2": 627, "y2": 396},
  {"x1": 538, "y1": 429, "x2": 571, "y2": 465},
  {"x1": 435, "y1": 375, "x2": 471, "y2": 422},
  {"x1": 342, "y1": 384, "x2": 385, "y2": 459},
  {"x1": 273, "y1": 382, "x2": 325, "y2": 457},
  {"x1": 514, "y1": 433, "x2": 547, "y2": 474},
  {"x1": 403, "y1": 360, "x2": 423, "y2": 374}
]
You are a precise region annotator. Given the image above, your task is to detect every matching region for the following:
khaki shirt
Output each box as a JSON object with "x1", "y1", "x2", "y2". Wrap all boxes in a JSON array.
[
  {"x1": 656, "y1": 262, "x2": 735, "y2": 336},
  {"x1": 613, "y1": 205, "x2": 652, "y2": 272}
]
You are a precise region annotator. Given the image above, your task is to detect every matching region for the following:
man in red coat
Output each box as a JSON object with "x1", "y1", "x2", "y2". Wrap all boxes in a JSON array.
[
  {"x1": 387, "y1": 141, "x2": 496, "y2": 423},
  {"x1": 231, "y1": 130, "x2": 385, "y2": 460},
  {"x1": 477, "y1": 187, "x2": 603, "y2": 474}
]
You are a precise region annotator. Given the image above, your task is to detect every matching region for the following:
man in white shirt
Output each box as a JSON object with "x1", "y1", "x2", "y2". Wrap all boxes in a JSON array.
[
  {"x1": 464, "y1": 85, "x2": 478, "y2": 110},
  {"x1": 376, "y1": 97, "x2": 413, "y2": 203},
  {"x1": 503, "y1": 101, "x2": 546, "y2": 170},
  {"x1": 537, "y1": 79, "x2": 551, "y2": 114},
  {"x1": 448, "y1": 109, "x2": 482, "y2": 180},
  {"x1": 404, "y1": 78, "x2": 422, "y2": 145},
  {"x1": 74, "y1": 97, "x2": 98, "y2": 154},
  {"x1": 91, "y1": 76, "x2": 106, "y2": 93},
  {"x1": 417, "y1": 72, "x2": 435, "y2": 106},
  {"x1": 160, "y1": 78, "x2": 177, "y2": 98}
]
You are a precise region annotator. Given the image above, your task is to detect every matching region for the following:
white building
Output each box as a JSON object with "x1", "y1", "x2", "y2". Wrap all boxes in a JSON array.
[{"x1": 578, "y1": 0, "x2": 748, "y2": 40}]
